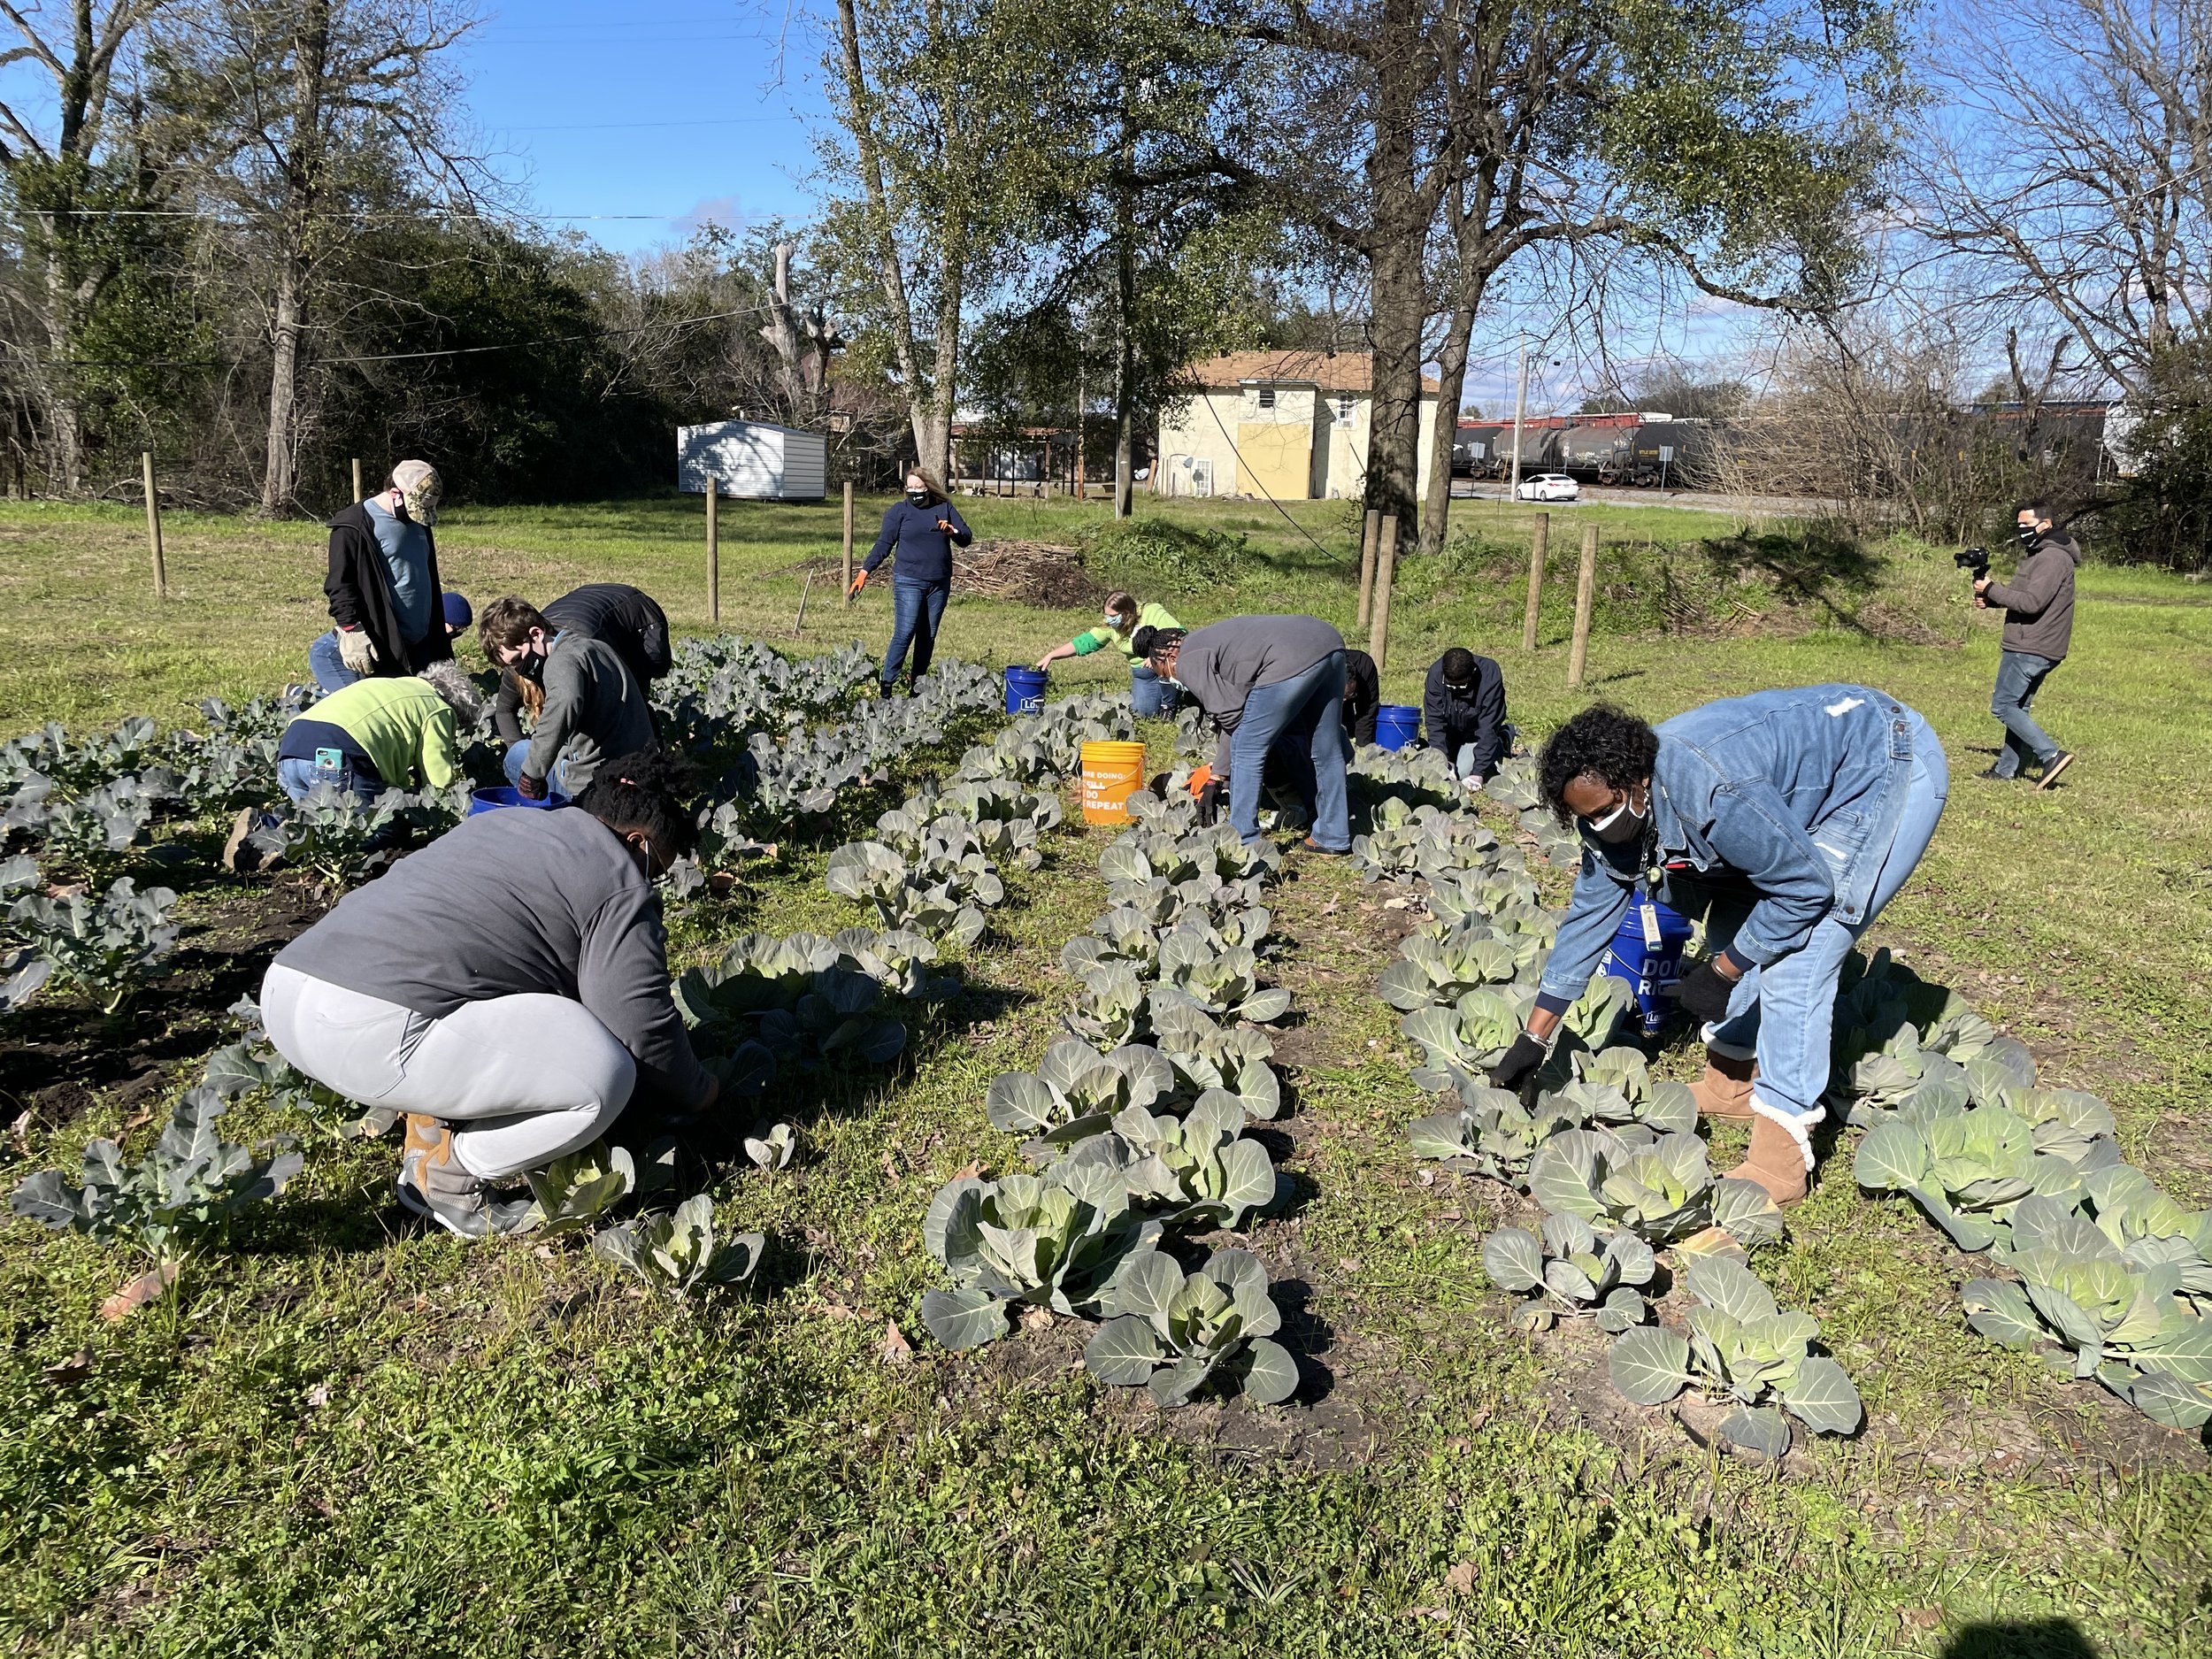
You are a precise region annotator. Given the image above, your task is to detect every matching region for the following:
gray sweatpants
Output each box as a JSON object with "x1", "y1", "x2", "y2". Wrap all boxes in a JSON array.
[{"x1": 261, "y1": 963, "x2": 635, "y2": 1179}]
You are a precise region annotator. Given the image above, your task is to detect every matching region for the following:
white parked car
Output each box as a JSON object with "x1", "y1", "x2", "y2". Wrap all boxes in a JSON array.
[{"x1": 1515, "y1": 473, "x2": 1580, "y2": 502}]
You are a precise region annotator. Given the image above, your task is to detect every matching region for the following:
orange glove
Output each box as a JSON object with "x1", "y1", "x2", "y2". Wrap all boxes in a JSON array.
[
  {"x1": 1187, "y1": 764, "x2": 1213, "y2": 796},
  {"x1": 848, "y1": 570, "x2": 869, "y2": 600}
]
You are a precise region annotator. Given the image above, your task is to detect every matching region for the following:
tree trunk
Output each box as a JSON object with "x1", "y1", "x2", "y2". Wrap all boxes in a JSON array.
[
  {"x1": 262, "y1": 256, "x2": 303, "y2": 512},
  {"x1": 1417, "y1": 301, "x2": 1477, "y2": 557},
  {"x1": 260, "y1": 0, "x2": 329, "y2": 517},
  {"x1": 1359, "y1": 0, "x2": 1426, "y2": 539},
  {"x1": 41, "y1": 257, "x2": 82, "y2": 494},
  {"x1": 1111, "y1": 124, "x2": 1136, "y2": 519}
]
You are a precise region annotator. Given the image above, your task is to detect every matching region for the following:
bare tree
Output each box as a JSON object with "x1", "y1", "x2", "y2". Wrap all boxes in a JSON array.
[
  {"x1": 0, "y1": 0, "x2": 170, "y2": 490},
  {"x1": 1910, "y1": 0, "x2": 2212, "y2": 395},
  {"x1": 757, "y1": 237, "x2": 843, "y2": 426}
]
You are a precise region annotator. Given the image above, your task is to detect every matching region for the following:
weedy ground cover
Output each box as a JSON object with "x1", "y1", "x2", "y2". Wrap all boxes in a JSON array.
[{"x1": 0, "y1": 495, "x2": 2206, "y2": 1656}]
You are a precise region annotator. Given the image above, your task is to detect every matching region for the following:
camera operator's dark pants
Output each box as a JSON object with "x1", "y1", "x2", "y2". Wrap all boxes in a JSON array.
[{"x1": 1990, "y1": 650, "x2": 2062, "y2": 779}]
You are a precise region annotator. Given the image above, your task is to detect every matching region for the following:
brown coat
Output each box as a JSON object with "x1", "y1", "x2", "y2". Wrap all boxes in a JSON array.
[{"x1": 1983, "y1": 532, "x2": 2079, "y2": 662}]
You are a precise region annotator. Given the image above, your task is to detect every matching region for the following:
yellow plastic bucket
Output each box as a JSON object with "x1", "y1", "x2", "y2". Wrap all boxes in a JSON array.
[{"x1": 1079, "y1": 740, "x2": 1148, "y2": 826}]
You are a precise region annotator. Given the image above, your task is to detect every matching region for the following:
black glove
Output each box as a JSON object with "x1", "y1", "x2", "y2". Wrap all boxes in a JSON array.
[
  {"x1": 516, "y1": 771, "x2": 549, "y2": 802},
  {"x1": 1671, "y1": 958, "x2": 1737, "y2": 1025},
  {"x1": 1195, "y1": 779, "x2": 1224, "y2": 827},
  {"x1": 1488, "y1": 1031, "x2": 1548, "y2": 1091}
]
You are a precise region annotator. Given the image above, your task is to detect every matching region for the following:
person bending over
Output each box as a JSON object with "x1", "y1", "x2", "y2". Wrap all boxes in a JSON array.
[
  {"x1": 1423, "y1": 646, "x2": 1509, "y2": 795},
  {"x1": 1141, "y1": 615, "x2": 1351, "y2": 855},
  {"x1": 311, "y1": 461, "x2": 456, "y2": 690},
  {"x1": 491, "y1": 583, "x2": 672, "y2": 749},
  {"x1": 1035, "y1": 591, "x2": 1185, "y2": 716},
  {"x1": 479, "y1": 595, "x2": 657, "y2": 800},
  {"x1": 1975, "y1": 501, "x2": 2079, "y2": 789},
  {"x1": 260, "y1": 751, "x2": 718, "y2": 1236},
  {"x1": 849, "y1": 467, "x2": 972, "y2": 692},
  {"x1": 1488, "y1": 688, "x2": 1947, "y2": 1204},
  {"x1": 1341, "y1": 648, "x2": 1380, "y2": 748}
]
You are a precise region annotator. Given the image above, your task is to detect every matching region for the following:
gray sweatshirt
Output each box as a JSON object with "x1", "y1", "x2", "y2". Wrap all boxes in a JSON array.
[
  {"x1": 274, "y1": 807, "x2": 711, "y2": 1110},
  {"x1": 1982, "y1": 532, "x2": 2080, "y2": 662},
  {"x1": 1172, "y1": 614, "x2": 1345, "y2": 773},
  {"x1": 525, "y1": 634, "x2": 656, "y2": 793}
]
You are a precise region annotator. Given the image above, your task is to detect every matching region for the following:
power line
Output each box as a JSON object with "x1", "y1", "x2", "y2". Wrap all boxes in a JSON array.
[{"x1": 493, "y1": 116, "x2": 792, "y2": 132}]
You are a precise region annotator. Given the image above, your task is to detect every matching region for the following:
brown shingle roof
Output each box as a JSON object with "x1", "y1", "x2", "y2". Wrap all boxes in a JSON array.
[{"x1": 1180, "y1": 349, "x2": 1440, "y2": 396}]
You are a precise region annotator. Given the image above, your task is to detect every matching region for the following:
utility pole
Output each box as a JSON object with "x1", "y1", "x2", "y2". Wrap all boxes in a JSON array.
[{"x1": 1508, "y1": 332, "x2": 1529, "y2": 503}]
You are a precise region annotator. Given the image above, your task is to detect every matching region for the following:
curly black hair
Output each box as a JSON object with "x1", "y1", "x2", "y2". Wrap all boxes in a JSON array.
[
  {"x1": 573, "y1": 749, "x2": 701, "y2": 859},
  {"x1": 1538, "y1": 704, "x2": 1658, "y2": 825}
]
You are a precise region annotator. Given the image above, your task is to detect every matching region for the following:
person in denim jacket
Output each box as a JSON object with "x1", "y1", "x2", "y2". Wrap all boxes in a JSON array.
[{"x1": 1488, "y1": 686, "x2": 1948, "y2": 1203}]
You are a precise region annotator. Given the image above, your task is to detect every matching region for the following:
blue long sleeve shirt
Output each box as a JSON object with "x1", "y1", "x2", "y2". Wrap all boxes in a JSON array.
[{"x1": 860, "y1": 499, "x2": 973, "y2": 584}]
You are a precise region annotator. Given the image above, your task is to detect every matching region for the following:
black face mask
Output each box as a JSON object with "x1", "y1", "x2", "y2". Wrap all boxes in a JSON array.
[
  {"x1": 2016, "y1": 523, "x2": 2043, "y2": 551},
  {"x1": 514, "y1": 649, "x2": 546, "y2": 682},
  {"x1": 907, "y1": 489, "x2": 930, "y2": 507}
]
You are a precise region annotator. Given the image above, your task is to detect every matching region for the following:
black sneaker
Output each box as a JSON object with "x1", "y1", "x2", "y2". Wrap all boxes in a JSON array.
[
  {"x1": 2036, "y1": 751, "x2": 2076, "y2": 791},
  {"x1": 1973, "y1": 766, "x2": 2018, "y2": 782}
]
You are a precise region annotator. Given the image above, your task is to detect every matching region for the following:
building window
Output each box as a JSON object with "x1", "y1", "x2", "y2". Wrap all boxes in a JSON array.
[
  {"x1": 1255, "y1": 387, "x2": 1275, "y2": 411},
  {"x1": 1335, "y1": 395, "x2": 1356, "y2": 427}
]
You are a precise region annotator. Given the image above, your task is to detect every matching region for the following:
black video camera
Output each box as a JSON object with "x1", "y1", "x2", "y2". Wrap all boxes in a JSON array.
[{"x1": 1955, "y1": 546, "x2": 1990, "y2": 580}]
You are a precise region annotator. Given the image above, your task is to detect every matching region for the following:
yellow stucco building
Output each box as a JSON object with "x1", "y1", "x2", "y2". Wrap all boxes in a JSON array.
[{"x1": 1154, "y1": 350, "x2": 1441, "y2": 502}]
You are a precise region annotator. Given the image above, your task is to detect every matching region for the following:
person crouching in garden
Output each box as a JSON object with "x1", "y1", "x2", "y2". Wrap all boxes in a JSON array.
[
  {"x1": 259, "y1": 752, "x2": 719, "y2": 1236},
  {"x1": 478, "y1": 595, "x2": 657, "y2": 800},
  {"x1": 491, "y1": 582, "x2": 672, "y2": 751},
  {"x1": 310, "y1": 461, "x2": 457, "y2": 691},
  {"x1": 1034, "y1": 591, "x2": 1184, "y2": 715},
  {"x1": 848, "y1": 467, "x2": 972, "y2": 693},
  {"x1": 1486, "y1": 688, "x2": 1947, "y2": 1204}
]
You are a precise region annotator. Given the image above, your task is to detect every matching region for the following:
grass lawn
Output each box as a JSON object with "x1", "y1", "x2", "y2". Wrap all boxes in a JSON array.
[{"x1": 0, "y1": 491, "x2": 2207, "y2": 1656}]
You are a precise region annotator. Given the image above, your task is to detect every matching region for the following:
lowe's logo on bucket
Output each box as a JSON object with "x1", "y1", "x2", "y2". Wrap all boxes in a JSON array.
[
  {"x1": 1003, "y1": 666, "x2": 1048, "y2": 714},
  {"x1": 1604, "y1": 898, "x2": 1692, "y2": 1036}
]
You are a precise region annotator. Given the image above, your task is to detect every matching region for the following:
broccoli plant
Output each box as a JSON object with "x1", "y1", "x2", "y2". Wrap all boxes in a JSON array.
[
  {"x1": 1482, "y1": 1214, "x2": 1656, "y2": 1333},
  {"x1": 11, "y1": 1087, "x2": 303, "y2": 1268},
  {"x1": 1607, "y1": 1256, "x2": 1863, "y2": 1455},
  {"x1": 918, "y1": 1170, "x2": 1161, "y2": 1348},
  {"x1": 591, "y1": 1194, "x2": 764, "y2": 1302},
  {"x1": 987, "y1": 1039, "x2": 1177, "y2": 1142},
  {"x1": 5, "y1": 876, "x2": 179, "y2": 1013},
  {"x1": 1081, "y1": 1245, "x2": 1300, "y2": 1407},
  {"x1": 1529, "y1": 1126, "x2": 1785, "y2": 1249},
  {"x1": 200, "y1": 1010, "x2": 392, "y2": 1139},
  {"x1": 6, "y1": 775, "x2": 157, "y2": 874}
]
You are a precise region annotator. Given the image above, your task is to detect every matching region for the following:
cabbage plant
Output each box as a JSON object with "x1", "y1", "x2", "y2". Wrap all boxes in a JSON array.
[
  {"x1": 1407, "y1": 1077, "x2": 1586, "y2": 1183},
  {"x1": 676, "y1": 948, "x2": 909, "y2": 1068},
  {"x1": 1852, "y1": 1099, "x2": 2116, "y2": 1253},
  {"x1": 1082, "y1": 1245, "x2": 1299, "y2": 1407},
  {"x1": 918, "y1": 1171, "x2": 1160, "y2": 1348},
  {"x1": 1377, "y1": 925, "x2": 1527, "y2": 1011},
  {"x1": 1041, "y1": 1092, "x2": 1285, "y2": 1229},
  {"x1": 1607, "y1": 1256, "x2": 1863, "y2": 1455},
  {"x1": 1350, "y1": 797, "x2": 1498, "y2": 884},
  {"x1": 1153, "y1": 933, "x2": 1291, "y2": 1024},
  {"x1": 1148, "y1": 998, "x2": 1280, "y2": 1118},
  {"x1": 986, "y1": 1039, "x2": 1176, "y2": 1140},
  {"x1": 1347, "y1": 741, "x2": 1458, "y2": 804},
  {"x1": 591, "y1": 1194, "x2": 764, "y2": 1302},
  {"x1": 1483, "y1": 1214, "x2": 1655, "y2": 1333},
  {"x1": 1529, "y1": 1126, "x2": 1785, "y2": 1248}
]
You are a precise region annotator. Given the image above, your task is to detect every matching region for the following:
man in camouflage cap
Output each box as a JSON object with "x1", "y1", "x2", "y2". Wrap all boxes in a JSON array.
[{"x1": 311, "y1": 459, "x2": 457, "y2": 689}]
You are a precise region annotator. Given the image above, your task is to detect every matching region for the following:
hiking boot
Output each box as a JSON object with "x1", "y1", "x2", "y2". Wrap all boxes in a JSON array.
[
  {"x1": 397, "y1": 1114, "x2": 535, "y2": 1239},
  {"x1": 1688, "y1": 1048, "x2": 1756, "y2": 1122},
  {"x1": 1301, "y1": 837, "x2": 1350, "y2": 856},
  {"x1": 1724, "y1": 1108, "x2": 1812, "y2": 1206},
  {"x1": 223, "y1": 807, "x2": 281, "y2": 873},
  {"x1": 2035, "y1": 751, "x2": 2075, "y2": 791}
]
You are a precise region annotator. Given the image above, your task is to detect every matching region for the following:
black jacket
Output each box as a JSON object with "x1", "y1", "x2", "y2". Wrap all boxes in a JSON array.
[
  {"x1": 493, "y1": 584, "x2": 672, "y2": 746},
  {"x1": 1342, "y1": 649, "x2": 1379, "y2": 745},
  {"x1": 324, "y1": 503, "x2": 452, "y2": 676},
  {"x1": 1423, "y1": 654, "x2": 1508, "y2": 776}
]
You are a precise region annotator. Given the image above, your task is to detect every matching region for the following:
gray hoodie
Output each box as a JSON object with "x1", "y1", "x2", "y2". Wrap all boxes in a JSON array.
[
  {"x1": 1982, "y1": 531, "x2": 2080, "y2": 662},
  {"x1": 525, "y1": 633, "x2": 657, "y2": 792},
  {"x1": 274, "y1": 806, "x2": 710, "y2": 1110}
]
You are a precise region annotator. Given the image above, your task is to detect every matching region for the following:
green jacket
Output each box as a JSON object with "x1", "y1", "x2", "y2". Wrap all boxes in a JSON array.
[
  {"x1": 1073, "y1": 602, "x2": 1181, "y2": 664},
  {"x1": 296, "y1": 677, "x2": 461, "y2": 792}
]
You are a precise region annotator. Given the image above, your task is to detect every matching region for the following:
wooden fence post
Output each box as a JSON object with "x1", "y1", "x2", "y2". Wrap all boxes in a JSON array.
[
  {"x1": 1368, "y1": 512, "x2": 1399, "y2": 671},
  {"x1": 350, "y1": 457, "x2": 363, "y2": 502},
  {"x1": 705, "y1": 478, "x2": 720, "y2": 625},
  {"x1": 142, "y1": 451, "x2": 166, "y2": 600},
  {"x1": 1355, "y1": 509, "x2": 1380, "y2": 631},
  {"x1": 841, "y1": 480, "x2": 856, "y2": 607},
  {"x1": 1522, "y1": 512, "x2": 1548, "y2": 650},
  {"x1": 1567, "y1": 523, "x2": 1598, "y2": 688}
]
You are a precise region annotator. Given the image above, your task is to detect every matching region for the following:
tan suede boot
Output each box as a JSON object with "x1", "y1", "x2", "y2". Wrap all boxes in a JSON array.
[
  {"x1": 397, "y1": 1114, "x2": 533, "y2": 1239},
  {"x1": 1724, "y1": 1111, "x2": 1810, "y2": 1206},
  {"x1": 1688, "y1": 1049, "x2": 1756, "y2": 1122}
]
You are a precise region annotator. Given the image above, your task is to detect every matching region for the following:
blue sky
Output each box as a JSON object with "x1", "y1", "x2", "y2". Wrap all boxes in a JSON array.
[{"x1": 460, "y1": 1, "x2": 824, "y2": 255}]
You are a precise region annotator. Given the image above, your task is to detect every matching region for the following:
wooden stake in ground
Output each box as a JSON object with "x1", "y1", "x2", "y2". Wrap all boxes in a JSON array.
[
  {"x1": 1523, "y1": 512, "x2": 1548, "y2": 649},
  {"x1": 795, "y1": 569, "x2": 816, "y2": 637},
  {"x1": 142, "y1": 451, "x2": 165, "y2": 600},
  {"x1": 1567, "y1": 523, "x2": 1598, "y2": 688},
  {"x1": 1356, "y1": 509, "x2": 1380, "y2": 630},
  {"x1": 841, "y1": 480, "x2": 855, "y2": 607},
  {"x1": 1369, "y1": 512, "x2": 1400, "y2": 671},
  {"x1": 350, "y1": 457, "x2": 363, "y2": 502},
  {"x1": 705, "y1": 478, "x2": 720, "y2": 625}
]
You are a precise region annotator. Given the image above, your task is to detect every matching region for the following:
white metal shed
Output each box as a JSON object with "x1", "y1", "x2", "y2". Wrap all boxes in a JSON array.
[{"x1": 677, "y1": 419, "x2": 829, "y2": 502}]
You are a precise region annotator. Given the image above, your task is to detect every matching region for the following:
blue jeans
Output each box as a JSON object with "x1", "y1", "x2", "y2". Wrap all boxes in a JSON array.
[
  {"x1": 1990, "y1": 650, "x2": 2061, "y2": 778},
  {"x1": 883, "y1": 578, "x2": 950, "y2": 688},
  {"x1": 277, "y1": 754, "x2": 382, "y2": 805},
  {"x1": 1228, "y1": 649, "x2": 1350, "y2": 851},
  {"x1": 1703, "y1": 710, "x2": 1948, "y2": 1121},
  {"x1": 503, "y1": 743, "x2": 576, "y2": 796},
  {"x1": 309, "y1": 631, "x2": 361, "y2": 694},
  {"x1": 1131, "y1": 662, "x2": 1180, "y2": 718}
]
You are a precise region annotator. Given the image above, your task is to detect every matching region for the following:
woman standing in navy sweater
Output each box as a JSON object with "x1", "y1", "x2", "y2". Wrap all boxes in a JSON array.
[{"x1": 849, "y1": 467, "x2": 972, "y2": 692}]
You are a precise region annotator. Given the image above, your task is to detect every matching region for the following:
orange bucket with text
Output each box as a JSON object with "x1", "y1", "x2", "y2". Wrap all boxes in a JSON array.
[{"x1": 1079, "y1": 740, "x2": 1147, "y2": 826}]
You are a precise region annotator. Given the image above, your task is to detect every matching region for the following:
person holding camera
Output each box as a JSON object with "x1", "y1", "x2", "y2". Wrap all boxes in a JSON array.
[{"x1": 1973, "y1": 502, "x2": 2079, "y2": 789}]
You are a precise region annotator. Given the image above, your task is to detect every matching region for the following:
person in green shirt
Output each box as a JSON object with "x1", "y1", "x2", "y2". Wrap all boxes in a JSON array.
[{"x1": 1035, "y1": 591, "x2": 1183, "y2": 716}]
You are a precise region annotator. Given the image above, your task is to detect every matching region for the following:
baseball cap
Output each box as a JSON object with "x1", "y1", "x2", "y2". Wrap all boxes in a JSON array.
[{"x1": 393, "y1": 458, "x2": 442, "y2": 526}]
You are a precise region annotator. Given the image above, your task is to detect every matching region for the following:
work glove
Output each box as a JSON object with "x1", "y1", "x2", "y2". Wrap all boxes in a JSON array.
[
  {"x1": 1488, "y1": 1031, "x2": 1549, "y2": 1092},
  {"x1": 337, "y1": 628, "x2": 378, "y2": 675},
  {"x1": 848, "y1": 571, "x2": 869, "y2": 601},
  {"x1": 516, "y1": 771, "x2": 549, "y2": 802},
  {"x1": 1671, "y1": 958, "x2": 1738, "y2": 1026},
  {"x1": 1196, "y1": 780, "x2": 1223, "y2": 827}
]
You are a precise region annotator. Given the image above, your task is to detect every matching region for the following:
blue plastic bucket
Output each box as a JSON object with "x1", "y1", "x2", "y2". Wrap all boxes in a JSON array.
[
  {"x1": 468, "y1": 785, "x2": 569, "y2": 816},
  {"x1": 1003, "y1": 666, "x2": 1048, "y2": 714},
  {"x1": 1603, "y1": 896, "x2": 1694, "y2": 1037},
  {"x1": 1374, "y1": 704, "x2": 1420, "y2": 751}
]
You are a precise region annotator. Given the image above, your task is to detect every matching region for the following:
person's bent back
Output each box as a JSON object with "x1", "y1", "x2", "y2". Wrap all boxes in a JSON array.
[
  {"x1": 479, "y1": 595, "x2": 656, "y2": 799},
  {"x1": 260, "y1": 752, "x2": 716, "y2": 1236},
  {"x1": 490, "y1": 584, "x2": 672, "y2": 749}
]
